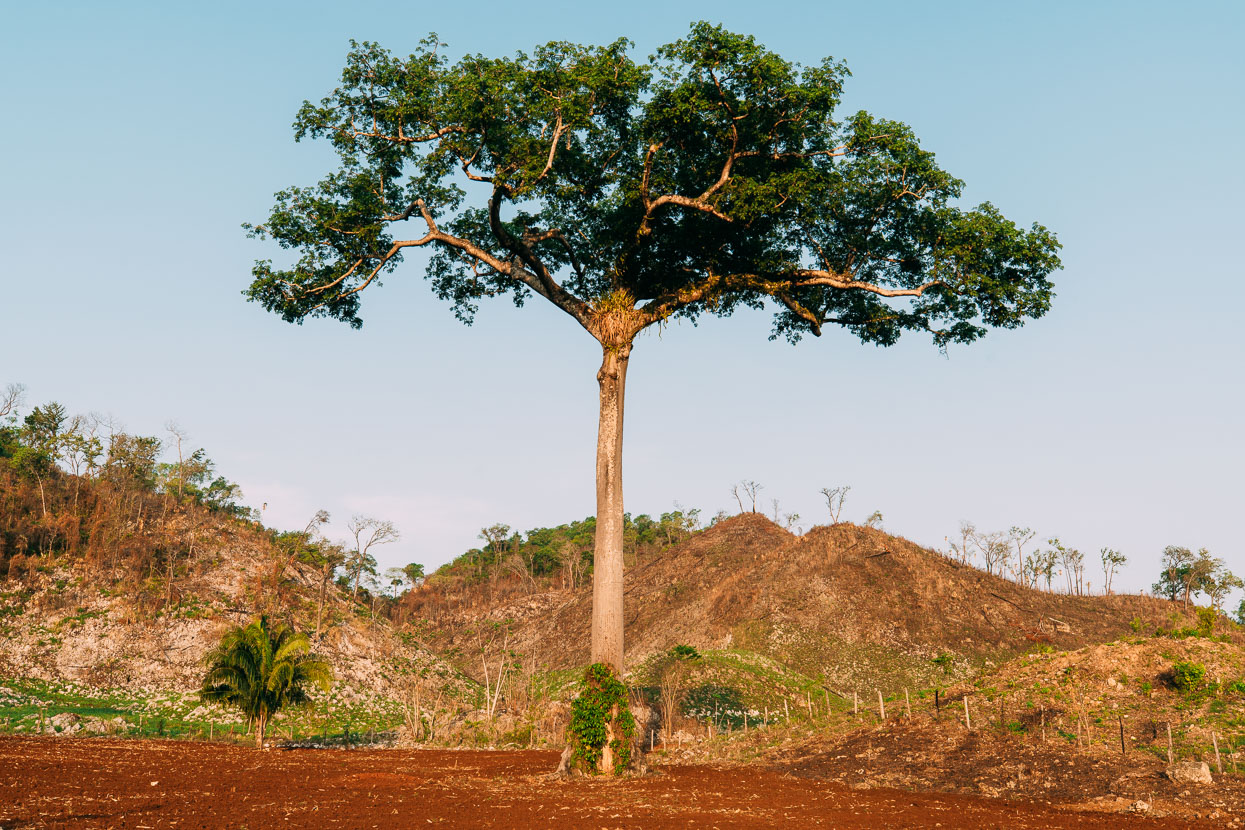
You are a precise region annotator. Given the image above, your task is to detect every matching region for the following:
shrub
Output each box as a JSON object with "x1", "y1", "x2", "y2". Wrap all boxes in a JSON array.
[
  {"x1": 670, "y1": 644, "x2": 700, "y2": 660},
  {"x1": 1195, "y1": 607, "x2": 1216, "y2": 637},
  {"x1": 1169, "y1": 661, "x2": 1206, "y2": 694}
]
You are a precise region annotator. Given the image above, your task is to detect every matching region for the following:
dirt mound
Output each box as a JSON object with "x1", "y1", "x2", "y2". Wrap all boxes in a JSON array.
[{"x1": 417, "y1": 514, "x2": 1188, "y2": 690}]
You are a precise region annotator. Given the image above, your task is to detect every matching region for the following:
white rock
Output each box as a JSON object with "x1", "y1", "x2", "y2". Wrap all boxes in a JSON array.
[{"x1": 1166, "y1": 761, "x2": 1213, "y2": 786}]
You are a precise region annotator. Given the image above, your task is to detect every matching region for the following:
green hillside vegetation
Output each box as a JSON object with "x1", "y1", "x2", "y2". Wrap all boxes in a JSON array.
[{"x1": 410, "y1": 510, "x2": 702, "y2": 615}]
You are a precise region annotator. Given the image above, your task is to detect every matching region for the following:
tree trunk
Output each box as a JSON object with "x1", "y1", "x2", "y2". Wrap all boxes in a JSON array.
[
  {"x1": 255, "y1": 715, "x2": 266, "y2": 749},
  {"x1": 591, "y1": 343, "x2": 629, "y2": 674}
]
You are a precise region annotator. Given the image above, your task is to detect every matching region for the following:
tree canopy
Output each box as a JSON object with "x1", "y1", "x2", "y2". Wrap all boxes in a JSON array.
[{"x1": 245, "y1": 22, "x2": 1059, "y2": 350}]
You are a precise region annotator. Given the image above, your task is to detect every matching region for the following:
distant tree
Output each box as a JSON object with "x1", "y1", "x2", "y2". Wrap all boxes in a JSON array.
[
  {"x1": 1048, "y1": 537, "x2": 1084, "y2": 595},
  {"x1": 61, "y1": 416, "x2": 103, "y2": 479},
  {"x1": 1025, "y1": 549, "x2": 1057, "y2": 592},
  {"x1": 1153, "y1": 545, "x2": 1194, "y2": 602},
  {"x1": 821, "y1": 487, "x2": 851, "y2": 526},
  {"x1": 1099, "y1": 547, "x2": 1127, "y2": 595},
  {"x1": 164, "y1": 421, "x2": 189, "y2": 499},
  {"x1": 478, "y1": 523, "x2": 513, "y2": 579},
  {"x1": 244, "y1": 24, "x2": 1060, "y2": 681},
  {"x1": 22, "y1": 401, "x2": 67, "y2": 454},
  {"x1": 1237, "y1": 597, "x2": 1245, "y2": 626},
  {"x1": 200, "y1": 615, "x2": 332, "y2": 748},
  {"x1": 0, "y1": 383, "x2": 23, "y2": 422},
  {"x1": 104, "y1": 433, "x2": 162, "y2": 490},
  {"x1": 1008, "y1": 526, "x2": 1036, "y2": 587},
  {"x1": 402, "y1": 562, "x2": 425, "y2": 587},
  {"x1": 862, "y1": 510, "x2": 883, "y2": 529},
  {"x1": 970, "y1": 528, "x2": 1010, "y2": 577},
  {"x1": 1205, "y1": 561, "x2": 1242, "y2": 612},
  {"x1": 383, "y1": 566, "x2": 411, "y2": 597},
  {"x1": 949, "y1": 520, "x2": 975, "y2": 565},
  {"x1": 302, "y1": 539, "x2": 347, "y2": 638},
  {"x1": 739, "y1": 480, "x2": 763, "y2": 513},
  {"x1": 1154, "y1": 546, "x2": 1219, "y2": 609},
  {"x1": 346, "y1": 515, "x2": 398, "y2": 596}
]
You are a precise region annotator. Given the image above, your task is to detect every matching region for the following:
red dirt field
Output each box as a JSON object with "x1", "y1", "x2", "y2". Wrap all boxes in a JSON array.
[{"x1": 0, "y1": 737, "x2": 1227, "y2": 829}]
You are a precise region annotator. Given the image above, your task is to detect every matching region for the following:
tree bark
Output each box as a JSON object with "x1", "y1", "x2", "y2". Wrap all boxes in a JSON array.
[{"x1": 591, "y1": 343, "x2": 630, "y2": 673}]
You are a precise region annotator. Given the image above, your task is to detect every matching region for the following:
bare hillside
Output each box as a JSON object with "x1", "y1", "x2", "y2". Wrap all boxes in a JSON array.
[
  {"x1": 414, "y1": 514, "x2": 1191, "y2": 690},
  {"x1": 0, "y1": 515, "x2": 470, "y2": 710}
]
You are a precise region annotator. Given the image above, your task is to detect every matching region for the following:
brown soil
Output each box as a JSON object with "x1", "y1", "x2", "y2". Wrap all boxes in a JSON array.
[{"x1": 0, "y1": 737, "x2": 1229, "y2": 829}]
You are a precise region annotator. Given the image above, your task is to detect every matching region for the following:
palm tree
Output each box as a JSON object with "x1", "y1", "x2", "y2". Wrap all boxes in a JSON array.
[{"x1": 200, "y1": 615, "x2": 332, "y2": 748}]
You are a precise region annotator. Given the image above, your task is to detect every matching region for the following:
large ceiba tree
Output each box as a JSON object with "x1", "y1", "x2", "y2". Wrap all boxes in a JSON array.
[{"x1": 246, "y1": 23, "x2": 1060, "y2": 675}]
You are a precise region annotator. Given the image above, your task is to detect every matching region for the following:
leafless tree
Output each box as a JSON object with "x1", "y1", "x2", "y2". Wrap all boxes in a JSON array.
[
  {"x1": 739, "y1": 480, "x2": 763, "y2": 512},
  {"x1": 949, "y1": 521, "x2": 975, "y2": 565},
  {"x1": 971, "y1": 528, "x2": 1011, "y2": 577},
  {"x1": 476, "y1": 623, "x2": 512, "y2": 721},
  {"x1": 1008, "y1": 526, "x2": 1036, "y2": 587},
  {"x1": 730, "y1": 484, "x2": 745, "y2": 514},
  {"x1": 659, "y1": 660, "x2": 685, "y2": 739},
  {"x1": 770, "y1": 499, "x2": 800, "y2": 530},
  {"x1": 346, "y1": 515, "x2": 400, "y2": 596},
  {"x1": 820, "y1": 486, "x2": 850, "y2": 525},
  {"x1": 0, "y1": 383, "x2": 24, "y2": 421}
]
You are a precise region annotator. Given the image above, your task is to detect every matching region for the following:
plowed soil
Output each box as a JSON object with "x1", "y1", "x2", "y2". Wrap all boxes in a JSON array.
[{"x1": 0, "y1": 737, "x2": 1229, "y2": 829}]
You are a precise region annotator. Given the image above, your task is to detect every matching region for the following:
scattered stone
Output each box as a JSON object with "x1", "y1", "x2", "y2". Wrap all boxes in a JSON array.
[
  {"x1": 49, "y1": 712, "x2": 81, "y2": 734},
  {"x1": 1166, "y1": 761, "x2": 1213, "y2": 786},
  {"x1": 1128, "y1": 800, "x2": 1151, "y2": 813}
]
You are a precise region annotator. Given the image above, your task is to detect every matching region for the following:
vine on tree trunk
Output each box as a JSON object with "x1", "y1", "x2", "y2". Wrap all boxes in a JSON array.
[{"x1": 568, "y1": 663, "x2": 635, "y2": 774}]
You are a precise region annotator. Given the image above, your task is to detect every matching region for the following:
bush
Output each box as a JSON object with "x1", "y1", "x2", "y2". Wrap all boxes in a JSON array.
[
  {"x1": 670, "y1": 644, "x2": 700, "y2": 660},
  {"x1": 1169, "y1": 661, "x2": 1206, "y2": 694},
  {"x1": 1195, "y1": 607, "x2": 1216, "y2": 637}
]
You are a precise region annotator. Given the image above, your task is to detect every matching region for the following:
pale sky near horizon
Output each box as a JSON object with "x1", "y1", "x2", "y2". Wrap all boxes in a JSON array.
[{"x1": 2, "y1": 1, "x2": 1242, "y2": 606}]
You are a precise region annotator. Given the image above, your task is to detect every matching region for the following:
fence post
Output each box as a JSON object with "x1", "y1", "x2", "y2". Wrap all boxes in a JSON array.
[
  {"x1": 904, "y1": 689, "x2": 912, "y2": 719},
  {"x1": 1166, "y1": 722, "x2": 1173, "y2": 765},
  {"x1": 963, "y1": 697, "x2": 971, "y2": 730},
  {"x1": 877, "y1": 690, "x2": 886, "y2": 721}
]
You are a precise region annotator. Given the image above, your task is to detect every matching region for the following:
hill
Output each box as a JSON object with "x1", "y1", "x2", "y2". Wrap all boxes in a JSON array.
[
  {"x1": 0, "y1": 503, "x2": 474, "y2": 742},
  {"x1": 409, "y1": 513, "x2": 1206, "y2": 692}
]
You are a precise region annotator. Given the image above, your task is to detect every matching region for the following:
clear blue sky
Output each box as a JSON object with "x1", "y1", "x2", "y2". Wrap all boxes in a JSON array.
[{"x1": 2, "y1": 2, "x2": 1242, "y2": 603}]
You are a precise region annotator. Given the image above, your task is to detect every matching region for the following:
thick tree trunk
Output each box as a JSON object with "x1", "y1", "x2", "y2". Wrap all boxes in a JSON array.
[{"x1": 591, "y1": 343, "x2": 630, "y2": 674}]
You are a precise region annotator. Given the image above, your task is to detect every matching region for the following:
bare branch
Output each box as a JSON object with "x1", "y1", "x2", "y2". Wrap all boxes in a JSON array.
[{"x1": 0, "y1": 383, "x2": 24, "y2": 420}]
